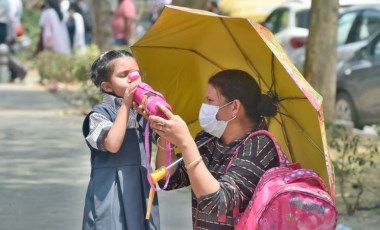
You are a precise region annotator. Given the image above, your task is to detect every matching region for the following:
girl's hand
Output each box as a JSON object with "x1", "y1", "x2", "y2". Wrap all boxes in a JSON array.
[
  {"x1": 133, "y1": 102, "x2": 149, "y2": 120},
  {"x1": 148, "y1": 103, "x2": 193, "y2": 150},
  {"x1": 123, "y1": 80, "x2": 139, "y2": 108}
]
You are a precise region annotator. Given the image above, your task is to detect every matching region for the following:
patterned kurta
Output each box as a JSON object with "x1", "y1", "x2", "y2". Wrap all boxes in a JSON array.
[{"x1": 159, "y1": 129, "x2": 279, "y2": 229}]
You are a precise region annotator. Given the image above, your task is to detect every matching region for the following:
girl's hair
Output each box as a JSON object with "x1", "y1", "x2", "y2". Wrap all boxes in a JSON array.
[
  {"x1": 45, "y1": 0, "x2": 63, "y2": 21},
  {"x1": 90, "y1": 50, "x2": 134, "y2": 91},
  {"x1": 209, "y1": 69, "x2": 278, "y2": 125}
]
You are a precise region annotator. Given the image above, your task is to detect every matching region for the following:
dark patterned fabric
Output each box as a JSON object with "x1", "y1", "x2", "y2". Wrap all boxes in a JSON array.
[{"x1": 159, "y1": 129, "x2": 279, "y2": 229}]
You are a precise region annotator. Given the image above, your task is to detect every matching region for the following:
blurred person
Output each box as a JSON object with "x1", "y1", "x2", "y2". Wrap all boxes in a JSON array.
[
  {"x1": 0, "y1": 0, "x2": 9, "y2": 44},
  {"x1": 111, "y1": 0, "x2": 137, "y2": 46},
  {"x1": 7, "y1": 0, "x2": 27, "y2": 82},
  {"x1": 82, "y1": 50, "x2": 160, "y2": 229},
  {"x1": 39, "y1": 0, "x2": 71, "y2": 55},
  {"x1": 150, "y1": 0, "x2": 172, "y2": 24},
  {"x1": 67, "y1": 2, "x2": 86, "y2": 53},
  {"x1": 207, "y1": 0, "x2": 221, "y2": 15},
  {"x1": 60, "y1": 0, "x2": 70, "y2": 21},
  {"x1": 74, "y1": 0, "x2": 93, "y2": 44}
]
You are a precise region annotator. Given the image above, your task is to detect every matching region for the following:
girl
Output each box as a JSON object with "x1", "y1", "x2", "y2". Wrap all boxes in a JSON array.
[{"x1": 82, "y1": 50, "x2": 160, "y2": 230}]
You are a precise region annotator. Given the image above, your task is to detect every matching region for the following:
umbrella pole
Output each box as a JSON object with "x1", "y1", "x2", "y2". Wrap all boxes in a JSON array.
[{"x1": 145, "y1": 137, "x2": 215, "y2": 219}]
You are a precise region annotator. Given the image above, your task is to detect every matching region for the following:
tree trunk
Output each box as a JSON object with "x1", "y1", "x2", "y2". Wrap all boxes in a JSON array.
[
  {"x1": 304, "y1": 0, "x2": 339, "y2": 124},
  {"x1": 172, "y1": 0, "x2": 205, "y2": 9},
  {"x1": 91, "y1": 0, "x2": 114, "y2": 52}
]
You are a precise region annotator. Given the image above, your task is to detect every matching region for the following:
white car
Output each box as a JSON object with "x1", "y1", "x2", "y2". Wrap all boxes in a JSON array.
[
  {"x1": 262, "y1": 0, "x2": 380, "y2": 59},
  {"x1": 262, "y1": 1, "x2": 311, "y2": 56}
]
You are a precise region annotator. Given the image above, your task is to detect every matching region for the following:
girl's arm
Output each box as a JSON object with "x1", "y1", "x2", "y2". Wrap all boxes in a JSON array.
[
  {"x1": 103, "y1": 104, "x2": 130, "y2": 153},
  {"x1": 103, "y1": 81, "x2": 139, "y2": 153}
]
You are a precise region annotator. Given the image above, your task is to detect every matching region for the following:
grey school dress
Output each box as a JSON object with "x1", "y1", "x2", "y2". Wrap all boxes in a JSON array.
[{"x1": 82, "y1": 103, "x2": 160, "y2": 230}]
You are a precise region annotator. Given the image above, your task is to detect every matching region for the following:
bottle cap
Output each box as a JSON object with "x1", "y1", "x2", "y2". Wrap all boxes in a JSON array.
[{"x1": 128, "y1": 70, "x2": 141, "y2": 81}]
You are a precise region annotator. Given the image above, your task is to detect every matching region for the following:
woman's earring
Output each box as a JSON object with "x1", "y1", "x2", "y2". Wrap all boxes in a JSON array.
[{"x1": 232, "y1": 113, "x2": 236, "y2": 119}]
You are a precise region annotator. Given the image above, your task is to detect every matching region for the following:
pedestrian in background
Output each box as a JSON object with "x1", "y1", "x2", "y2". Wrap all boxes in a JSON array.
[
  {"x1": 39, "y1": 0, "x2": 71, "y2": 55},
  {"x1": 67, "y1": 2, "x2": 86, "y2": 53},
  {"x1": 82, "y1": 50, "x2": 160, "y2": 229},
  {"x1": 74, "y1": 0, "x2": 93, "y2": 44},
  {"x1": 206, "y1": 0, "x2": 221, "y2": 14},
  {"x1": 0, "y1": 0, "x2": 9, "y2": 44},
  {"x1": 150, "y1": 0, "x2": 172, "y2": 24},
  {"x1": 111, "y1": 0, "x2": 136, "y2": 46}
]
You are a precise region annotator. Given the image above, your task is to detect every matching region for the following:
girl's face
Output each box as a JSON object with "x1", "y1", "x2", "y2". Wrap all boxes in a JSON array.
[{"x1": 102, "y1": 56, "x2": 141, "y2": 97}]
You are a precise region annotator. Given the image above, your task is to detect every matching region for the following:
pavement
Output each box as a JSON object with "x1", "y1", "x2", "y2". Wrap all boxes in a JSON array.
[{"x1": 0, "y1": 73, "x2": 192, "y2": 230}]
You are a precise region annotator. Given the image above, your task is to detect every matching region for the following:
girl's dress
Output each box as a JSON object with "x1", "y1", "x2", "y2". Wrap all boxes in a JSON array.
[{"x1": 82, "y1": 96, "x2": 160, "y2": 230}]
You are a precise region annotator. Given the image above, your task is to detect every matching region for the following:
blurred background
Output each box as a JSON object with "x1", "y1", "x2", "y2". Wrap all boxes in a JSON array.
[{"x1": 1, "y1": 0, "x2": 380, "y2": 229}]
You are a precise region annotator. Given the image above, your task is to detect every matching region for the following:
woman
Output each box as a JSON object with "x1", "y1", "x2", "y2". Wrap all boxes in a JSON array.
[
  {"x1": 145, "y1": 69, "x2": 280, "y2": 229},
  {"x1": 111, "y1": 0, "x2": 136, "y2": 46},
  {"x1": 39, "y1": 0, "x2": 71, "y2": 55}
]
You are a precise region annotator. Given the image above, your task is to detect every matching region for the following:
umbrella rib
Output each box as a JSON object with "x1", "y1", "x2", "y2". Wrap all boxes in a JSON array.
[
  {"x1": 280, "y1": 97, "x2": 308, "y2": 101},
  {"x1": 131, "y1": 45, "x2": 224, "y2": 69},
  {"x1": 275, "y1": 111, "x2": 325, "y2": 158},
  {"x1": 218, "y1": 18, "x2": 272, "y2": 91},
  {"x1": 217, "y1": 19, "x2": 325, "y2": 161}
]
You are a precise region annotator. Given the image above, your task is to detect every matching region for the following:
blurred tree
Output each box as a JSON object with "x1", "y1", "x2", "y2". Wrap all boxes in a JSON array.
[
  {"x1": 172, "y1": 0, "x2": 204, "y2": 9},
  {"x1": 304, "y1": 0, "x2": 339, "y2": 124},
  {"x1": 90, "y1": 0, "x2": 114, "y2": 51}
]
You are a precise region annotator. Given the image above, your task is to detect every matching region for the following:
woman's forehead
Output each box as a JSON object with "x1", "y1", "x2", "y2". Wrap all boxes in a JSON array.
[{"x1": 206, "y1": 84, "x2": 225, "y2": 102}]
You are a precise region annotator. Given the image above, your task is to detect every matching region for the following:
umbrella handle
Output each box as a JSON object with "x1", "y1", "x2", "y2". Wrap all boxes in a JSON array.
[{"x1": 145, "y1": 188, "x2": 155, "y2": 220}]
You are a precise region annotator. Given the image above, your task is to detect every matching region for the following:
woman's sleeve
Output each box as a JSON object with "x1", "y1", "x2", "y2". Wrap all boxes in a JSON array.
[{"x1": 197, "y1": 134, "x2": 279, "y2": 216}]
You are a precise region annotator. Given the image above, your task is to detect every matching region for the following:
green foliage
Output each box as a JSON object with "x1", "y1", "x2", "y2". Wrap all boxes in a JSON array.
[
  {"x1": 35, "y1": 52, "x2": 75, "y2": 83},
  {"x1": 328, "y1": 124, "x2": 379, "y2": 215},
  {"x1": 81, "y1": 80, "x2": 103, "y2": 107},
  {"x1": 35, "y1": 44, "x2": 103, "y2": 106},
  {"x1": 71, "y1": 44, "x2": 101, "y2": 82}
]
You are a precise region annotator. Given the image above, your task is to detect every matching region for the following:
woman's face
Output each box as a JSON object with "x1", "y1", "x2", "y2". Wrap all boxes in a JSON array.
[
  {"x1": 105, "y1": 56, "x2": 141, "y2": 97},
  {"x1": 205, "y1": 84, "x2": 233, "y2": 121}
]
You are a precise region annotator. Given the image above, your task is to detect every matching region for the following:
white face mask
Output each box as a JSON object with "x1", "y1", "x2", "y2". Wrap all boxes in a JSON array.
[{"x1": 198, "y1": 102, "x2": 235, "y2": 138}]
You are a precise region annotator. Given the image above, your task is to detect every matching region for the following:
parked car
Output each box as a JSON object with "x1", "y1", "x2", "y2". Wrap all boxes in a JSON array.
[
  {"x1": 263, "y1": 0, "x2": 380, "y2": 59},
  {"x1": 262, "y1": 0, "x2": 311, "y2": 55},
  {"x1": 219, "y1": 0, "x2": 287, "y2": 22},
  {"x1": 335, "y1": 28, "x2": 380, "y2": 128},
  {"x1": 291, "y1": 3, "x2": 380, "y2": 72}
]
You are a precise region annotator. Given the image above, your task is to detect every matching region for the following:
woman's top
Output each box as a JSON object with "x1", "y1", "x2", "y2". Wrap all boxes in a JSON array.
[
  {"x1": 160, "y1": 130, "x2": 279, "y2": 229},
  {"x1": 39, "y1": 8, "x2": 71, "y2": 55},
  {"x1": 82, "y1": 93, "x2": 160, "y2": 230}
]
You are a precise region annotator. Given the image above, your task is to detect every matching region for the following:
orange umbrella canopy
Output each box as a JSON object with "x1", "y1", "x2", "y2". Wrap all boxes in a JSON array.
[{"x1": 131, "y1": 5, "x2": 335, "y2": 196}]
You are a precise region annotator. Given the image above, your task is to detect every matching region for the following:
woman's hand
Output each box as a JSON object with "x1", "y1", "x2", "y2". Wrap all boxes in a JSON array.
[{"x1": 148, "y1": 103, "x2": 193, "y2": 150}]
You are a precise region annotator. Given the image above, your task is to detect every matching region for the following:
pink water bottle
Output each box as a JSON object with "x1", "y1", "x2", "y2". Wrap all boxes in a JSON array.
[{"x1": 128, "y1": 71, "x2": 172, "y2": 119}]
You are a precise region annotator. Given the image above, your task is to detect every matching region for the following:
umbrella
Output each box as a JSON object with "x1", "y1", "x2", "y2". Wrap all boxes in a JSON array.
[{"x1": 131, "y1": 5, "x2": 335, "y2": 196}]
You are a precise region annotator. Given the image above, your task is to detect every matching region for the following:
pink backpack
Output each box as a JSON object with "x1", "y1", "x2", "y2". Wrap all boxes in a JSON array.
[{"x1": 224, "y1": 130, "x2": 338, "y2": 230}]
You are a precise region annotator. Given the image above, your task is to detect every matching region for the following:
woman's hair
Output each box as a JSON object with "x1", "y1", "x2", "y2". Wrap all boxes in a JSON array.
[
  {"x1": 209, "y1": 69, "x2": 278, "y2": 124},
  {"x1": 45, "y1": 0, "x2": 63, "y2": 21},
  {"x1": 90, "y1": 50, "x2": 134, "y2": 91}
]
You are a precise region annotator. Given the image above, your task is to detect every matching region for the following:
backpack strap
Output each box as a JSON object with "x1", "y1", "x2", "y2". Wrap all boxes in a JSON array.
[
  {"x1": 219, "y1": 130, "x2": 288, "y2": 223},
  {"x1": 226, "y1": 130, "x2": 288, "y2": 172}
]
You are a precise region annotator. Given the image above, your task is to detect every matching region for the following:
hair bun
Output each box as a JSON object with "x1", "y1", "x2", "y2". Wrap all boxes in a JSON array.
[{"x1": 257, "y1": 93, "x2": 278, "y2": 117}]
